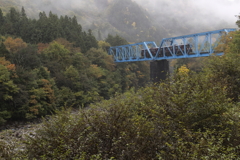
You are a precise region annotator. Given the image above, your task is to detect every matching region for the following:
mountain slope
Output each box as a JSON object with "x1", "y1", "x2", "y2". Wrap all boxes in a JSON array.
[
  {"x1": 0, "y1": 0, "x2": 170, "y2": 43},
  {"x1": 0, "y1": 0, "x2": 236, "y2": 43}
]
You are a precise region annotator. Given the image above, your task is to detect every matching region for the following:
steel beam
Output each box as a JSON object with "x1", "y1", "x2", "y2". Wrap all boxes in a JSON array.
[{"x1": 108, "y1": 28, "x2": 236, "y2": 62}]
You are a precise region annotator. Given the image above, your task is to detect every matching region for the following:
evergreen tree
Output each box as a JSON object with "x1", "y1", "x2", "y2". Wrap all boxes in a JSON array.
[
  {"x1": 105, "y1": 34, "x2": 128, "y2": 46},
  {"x1": 98, "y1": 29, "x2": 102, "y2": 40},
  {"x1": 19, "y1": 7, "x2": 29, "y2": 41},
  {"x1": 47, "y1": 11, "x2": 60, "y2": 42},
  {"x1": 84, "y1": 29, "x2": 98, "y2": 52},
  {"x1": 236, "y1": 14, "x2": 240, "y2": 28},
  {"x1": 21, "y1": 7, "x2": 26, "y2": 18},
  {"x1": 0, "y1": 9, "x2": 4, "y2": 34},
  {"x1": 36, "y1": 11, "x2": 48, "y2": 43},
  {"x1": 0, "y1": 42, "x2": 9, "y2": 58},
  {"x1": 7, "y1": 8, "x2": 20, "y2": 36}
]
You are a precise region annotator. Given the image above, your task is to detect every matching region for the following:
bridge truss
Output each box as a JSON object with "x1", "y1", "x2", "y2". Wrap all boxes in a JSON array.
[{"x1": 108, "y1": 28, "x2": 236, "y2": 62}]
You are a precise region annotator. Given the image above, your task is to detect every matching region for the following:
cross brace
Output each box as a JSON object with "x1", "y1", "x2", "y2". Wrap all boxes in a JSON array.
[{"x1": 108, "y1": 28, "x2": 236, "y2": 62}]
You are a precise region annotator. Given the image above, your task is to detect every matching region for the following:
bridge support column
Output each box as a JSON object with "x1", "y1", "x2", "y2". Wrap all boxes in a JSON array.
[{"x1": 150, "y1": 60, "x2": 169, "y2": 83}]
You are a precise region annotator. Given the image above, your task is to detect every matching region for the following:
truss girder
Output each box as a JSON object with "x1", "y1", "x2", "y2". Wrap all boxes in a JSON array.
[
  {"x1": 108, "y1": 41, "x2": 158, "y2": 62},
  {"x1": 108, "y1": 28, "x2": 236, "y2": 62}
]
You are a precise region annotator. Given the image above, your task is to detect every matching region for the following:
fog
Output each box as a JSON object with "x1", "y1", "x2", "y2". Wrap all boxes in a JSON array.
[
  {"x1": 18, "y1": 0, "x2": 240, "y2": 29},
  {"x1": 194, "y1": 0, "x2": 239, "y2": 23},
  {"x1": 133, "y1": 0, "x2": 239, "y2": 34},
  {"x1": 134, "y1": 0, "x2": 239, "y2": 22},
  {"x1": 14, "y1": 0, "x2": 240, "y2": 39}
]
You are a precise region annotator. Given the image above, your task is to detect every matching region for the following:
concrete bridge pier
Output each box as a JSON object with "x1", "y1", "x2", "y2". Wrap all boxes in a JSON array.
[{"x1": 150, "y1": 60, "x2": 169, "y2": 83}]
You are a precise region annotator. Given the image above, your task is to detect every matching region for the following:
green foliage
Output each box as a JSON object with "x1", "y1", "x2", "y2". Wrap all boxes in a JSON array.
[
  {"x1": 0, "y1": 7, "x2": 98, "y2": 52},
  {"x1": 0, "y1": 42, "x2": 9, "y2": 58},
  {"x1": 0, "y1": 62, "x2": 19, "y2": 124},
  {"x1": 204, "y1": 31, "x2": 240, "y2": 101},
  {"x1": 236, "y1": 14, "x2": 240, "y2": 28},
  {"x1": 11, "y1": 30, "x2": 240, "y2": 159},
  {"x1": 43, "y1": 41, "x2": 70, "y2": 63},
  {"x1": 0, "y1": 9, "x2": 149, "y2": 125},
  {"x1": 0, "y1": 138, "x2": 16, "y2": 159},
  {"x1": 105, "y1": 34, "x2": 128, "y2": 46},
  {"x1": 27, "y1": 78, "x2": 56, "y2": 119},
  {"x1": 83, "y1": 29, "x2": 99, "y2": 52},
  {"x1": 20, "y1": 76, "x2": 240, "y2": 159},
  {"x1": 172, "y1": 57, "x2": 206, "y2": 73},
  {"x1": 98, "y1": 40, "x2": 111, "y2": 52},
  {"x1": 11, "y1": 45, "x2": 41, "y2": 70}
]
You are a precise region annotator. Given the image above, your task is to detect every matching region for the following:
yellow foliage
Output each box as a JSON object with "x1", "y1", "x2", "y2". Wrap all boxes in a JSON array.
[
  {"x1": 0, "y1": 57, "x2": 10, "y2": 66},
  {"x1": 30, "y1": 95, "x2": 37, "y2": 99},
  {"x1": 89, "y1": 64, "x2": 104, "y2": 78},
  {"x1": 214, "y1": 32, "x2": 236, "y2": 54},
  {"x1": 0, "y1": 35, "x2": 6, "y2": 41},
  {"x1": 29, "y1": 105, "x2": 40, "y2": 115},
  {"x1": 29, "y1": 98, "x2": 38, "y2": 105},
  {"x1": 4, "y1": 37, "x2": 27, "y2": 53},
  {"x1": 152, "y1": 26, "x2": 156, "y2": 31},
  {"x1": 178, "y1": 65, "x2": 189, "y2": 76},
  {"x1": 41, "y1": 79, "x2": 50, "y2": 84},
  {"x1": 137, "y1": 71, "x2": 145, "y2": 78},
  {"x1": 132, "y1": 22, "x2": 136, "y2": 28},
  {"x1": 0, "y1": 57, "x2": 17, "y2": 77},
  {"x1": 98, "y1": 41, "x2": 110, "y2": 51},
  {"x1": 41, "y1": 79, "x2": 55, "y2": 103}
]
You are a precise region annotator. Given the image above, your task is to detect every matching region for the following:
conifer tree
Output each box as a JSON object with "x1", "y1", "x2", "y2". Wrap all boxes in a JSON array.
[
  {"x1": 8, "y1": 8, "x2": 20, "y2": 36},
  {"x1": 236, "y1": 14, "x2": 240, "y2": 28},
  {"x1": 0, "y1": 9, "x2": 4, "y2": 34},
  {"x1": 21, "y1": 7, "x2": 26, "y2": 17}
]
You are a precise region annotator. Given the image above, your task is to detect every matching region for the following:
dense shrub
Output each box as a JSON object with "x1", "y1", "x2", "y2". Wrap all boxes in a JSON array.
[{"x1": 20, "y1": 69, "x2": 240, "y2": 159}]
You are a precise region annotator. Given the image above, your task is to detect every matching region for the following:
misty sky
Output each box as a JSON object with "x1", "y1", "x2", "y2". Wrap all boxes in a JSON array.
[
  {"x1": 194, "y1": 0, "x2": 240, "y2": 24},
  {"x1": 12, "y1": 0, "x2": 240, "y2": 39},
  {"x1": 134, "y1": 0, "x2": 239, "y2": 28},
  {"x1": 17, "y1": 0, "x2": 239, "y2": 30}
]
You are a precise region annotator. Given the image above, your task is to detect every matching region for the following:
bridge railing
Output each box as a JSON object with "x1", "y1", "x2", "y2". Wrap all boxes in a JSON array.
[{"x1": 108, "y1": 28, "x2": 236, "y2": 62}]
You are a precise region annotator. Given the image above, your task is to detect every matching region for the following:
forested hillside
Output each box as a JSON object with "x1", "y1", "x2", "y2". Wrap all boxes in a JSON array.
[
  {"x1": 0, "y1": 8, "x2": 150, "y2": 124},
  {"x1": 0, "y1": 0, "x2": 169, "y2": 43},
  {"x1": 1, "y1": 0, "x2": 236, "y2": 44}
]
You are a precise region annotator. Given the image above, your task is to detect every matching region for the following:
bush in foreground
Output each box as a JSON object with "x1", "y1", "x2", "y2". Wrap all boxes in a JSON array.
[{"x1": 18, "y1": 69, "x2": 240, "y2": 159}]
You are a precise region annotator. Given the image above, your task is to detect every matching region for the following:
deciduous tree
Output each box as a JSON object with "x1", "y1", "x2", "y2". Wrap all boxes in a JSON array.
[{"x1": 4, "y1": 37, "x2": 27, "y2": 53}]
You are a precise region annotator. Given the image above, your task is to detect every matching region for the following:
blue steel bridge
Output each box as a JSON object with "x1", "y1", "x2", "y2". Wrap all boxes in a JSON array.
[
  {"x1": 108, "y1": 28, "x2": 236, "y2": 82},
  {"x1": 108, "y1": 28, "x2": 236, "y2": 63}
]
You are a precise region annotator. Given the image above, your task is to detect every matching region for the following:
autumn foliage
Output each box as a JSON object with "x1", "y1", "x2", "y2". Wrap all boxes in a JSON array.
[
  {"x1": 4, "y1": 37, "x2": 27, "y2": 53},
  {"x1": 0, "y1": 8, "x2": 150, "y2": 125}
]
